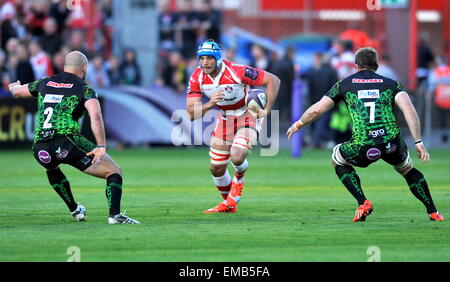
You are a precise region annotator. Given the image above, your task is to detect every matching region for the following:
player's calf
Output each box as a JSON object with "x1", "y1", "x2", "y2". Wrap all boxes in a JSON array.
[{"x1": 46, "y1": 168, "x2": 78, "y2": 212}]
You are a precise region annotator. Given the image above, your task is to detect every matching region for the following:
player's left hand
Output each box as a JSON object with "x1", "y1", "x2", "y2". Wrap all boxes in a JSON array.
[
  {"x1": 286, "y1": 121, "x2": 304, "y2": 141},
  {"x1": 286, "y1": 124, "x2": 299, "y2": 141},
  {"x1": 86, "y1": 147, "x2": 106, "y2": 164},
  {"x1": 250, "y1": 107, "x2": 269, "y2": 118}
]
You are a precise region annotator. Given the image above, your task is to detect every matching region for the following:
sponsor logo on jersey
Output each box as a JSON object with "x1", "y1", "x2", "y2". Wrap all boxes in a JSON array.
[
  {"x1": 244, "y1": 67, "x2": 258, "y2": 80},
  {"x1": 47, "y1": 81, "x2": 74, "y2": 88},
  {"x1": 368, "y1": 127, "x2": 386, "y2": 138},
  {"x1": 38, "y1": 150, "x2": 51, "y2": 164},
  {"x1": 366, "y1": 148, "x2": 381, "y2": 160},
  {"x1": 43, "y1": 94, "x2": 64, "y2": 103},
  {"x1": 352, "y1": 79, "x2": 383, "y2": 83},
  {"x1": 358, "y1": 89, "x2": 380, "y2": 99},
  {"x1": 55, "y1": 147, "x2": 69, "y2": 160},
  {"x1": 385, "y1": 142, "x2": 397, "y2": 154}
]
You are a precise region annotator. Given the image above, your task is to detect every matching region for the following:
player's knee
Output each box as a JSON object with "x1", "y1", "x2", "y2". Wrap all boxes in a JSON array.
[
  {"x1": 230, "y1": 149, "x2": 247, "y2": 166},
  {"x1": 331, "y1": 144, "x2": 347, "y2": 167},
  {"x1": 210, "y1": 165, "x2": 227, "y2": 177},
  {"x1": 393, "y1": 153, "x2": 413, "y2": 176}
]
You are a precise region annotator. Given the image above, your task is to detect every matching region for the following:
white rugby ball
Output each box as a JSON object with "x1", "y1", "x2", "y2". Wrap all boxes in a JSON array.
[{"x1": 246, "y1": 89, "x2": 266, "y2": 112}]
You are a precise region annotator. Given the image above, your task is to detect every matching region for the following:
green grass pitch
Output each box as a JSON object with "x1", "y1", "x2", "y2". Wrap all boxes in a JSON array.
[{"x1": 0, "y1": 148, "x2": 449, "y2": 262}]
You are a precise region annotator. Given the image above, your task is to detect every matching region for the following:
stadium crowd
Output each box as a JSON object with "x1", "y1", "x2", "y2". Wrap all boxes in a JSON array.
[{"x1": 0, "y1": 0, "x2": 140, "y2": 98}]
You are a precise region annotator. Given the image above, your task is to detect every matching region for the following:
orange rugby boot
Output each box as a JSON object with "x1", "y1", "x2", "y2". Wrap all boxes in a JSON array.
[
  {"x1": 204, "y1": 202, "x2": 237, "y2": 213},
  {"x1": 429, "y1": 212, "x2": 444, "y2": 221},
  {"x1": 352, "y1": 200, "x2": 373, "y2": 222},
  {"x1": 226, "y1": 182, "x2": 244, "y2": 208}
]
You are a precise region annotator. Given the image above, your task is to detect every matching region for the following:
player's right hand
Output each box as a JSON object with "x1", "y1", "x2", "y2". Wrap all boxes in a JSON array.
[
  {"x1": 209, "y1": 89, "x2": 225, "y2": 106},
  {"x1": 415, "y1": 143, "x2": 430, "y2": 164},
  {"x1": 86, "y1": 147, "x2": 106, "y2": 165},
  {"x1": 8, "y1": 80, "x2": 21, "y2": 92}
]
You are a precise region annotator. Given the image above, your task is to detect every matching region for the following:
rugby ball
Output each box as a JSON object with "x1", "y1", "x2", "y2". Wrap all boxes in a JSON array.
[{"x1": 246, "y1": 89, "x2": 266, "y2": 112}]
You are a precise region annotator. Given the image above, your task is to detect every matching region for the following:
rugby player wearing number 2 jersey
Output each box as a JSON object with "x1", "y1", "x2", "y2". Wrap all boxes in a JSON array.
[
  {"x1": 187, "y1": 39, "x2": 280, "y2": 213},
  {"x1": 9, "y1": 51, "x2": 139, "y2": 224},
  {"x1": 287, "y1": 47, "x2": 444, "y2": 222}
]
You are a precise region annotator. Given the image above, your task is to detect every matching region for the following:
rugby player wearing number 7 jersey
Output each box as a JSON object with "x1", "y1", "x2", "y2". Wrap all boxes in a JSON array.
[
  {"x1": 9, "y1": 51, "x2": 139, "y2": 224},
  {"x1": 186, "y1": 39, "x2": 280, "y2": 213},
  {"x1": 287, "y1": 47, "x2": 444, "y2": 222}
]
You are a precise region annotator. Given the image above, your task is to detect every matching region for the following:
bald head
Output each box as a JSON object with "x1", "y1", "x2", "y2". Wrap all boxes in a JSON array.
[{"x1": 64, "y1": 51, "x2": 88, "y2": 78}]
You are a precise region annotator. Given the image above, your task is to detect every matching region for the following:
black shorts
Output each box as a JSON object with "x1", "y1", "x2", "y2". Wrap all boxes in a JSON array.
[
  {"x1": 339, "y1": 136, "x2": 409, "y2": 168},
  {"x1": 33, "y1": 135, "x2": 96, "y2": 171}
]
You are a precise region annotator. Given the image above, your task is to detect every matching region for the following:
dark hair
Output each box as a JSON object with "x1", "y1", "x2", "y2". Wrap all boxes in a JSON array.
[{"x1": 355, "y1": 47, "x2": 379, "y2": 71}]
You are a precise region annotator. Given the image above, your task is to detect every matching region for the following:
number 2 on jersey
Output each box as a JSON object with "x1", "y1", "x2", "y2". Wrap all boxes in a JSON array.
[
  {"x1": 43, "y1": 107, "x2": 54, "y2": 129},
  {"x1": 364, "y1": 102, "x2": 375, "y2": 123}
]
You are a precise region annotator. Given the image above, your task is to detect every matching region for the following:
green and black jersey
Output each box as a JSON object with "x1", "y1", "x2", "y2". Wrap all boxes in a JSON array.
[
  {"x1": 28, "y1": 72, "x2": 98, "y2": 144},
  {"x1": 326, "y1": 70, "x2": 405, "y2": 150}
]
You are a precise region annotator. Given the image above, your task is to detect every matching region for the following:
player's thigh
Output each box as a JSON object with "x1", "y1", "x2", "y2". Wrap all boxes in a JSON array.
[
  {"x1": 33, "y1": 141, "x2": 62, "y2": 170},
  {"x1": 382, "y1": 137, "x2": 413, "y2": 175},
  {"x1": 83, "y1": 153, "x2": 121, "y2": 179},
  {"x1": 230, "y1": 127, "x2": 257, "y2": 162},
  {"x1": 334, "y1": 142, "x2": 375, "y2": 168}
]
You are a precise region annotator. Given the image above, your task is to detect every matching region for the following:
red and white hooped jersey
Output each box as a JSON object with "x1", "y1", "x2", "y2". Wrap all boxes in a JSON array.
[{"x1": 186, "y1": 60, "x2": 265, "y2": 117}]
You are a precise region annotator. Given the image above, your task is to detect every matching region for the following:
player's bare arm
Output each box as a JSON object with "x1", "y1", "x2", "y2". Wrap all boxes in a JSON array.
[
  {"x1": 186, "y1": 89, "x2": 225, "y2": 120},
  {"x1": 287, "y1": 96, "x2": 335, "y2": 140},
  {"x1": 85, "y1": 99, "x2": 107, "y2": 164},
  {"x1": 252, "y1": 71, "x2": 280, "y2": 118},
  {"x1": 9, "y1": 81, "x2": 34, "y2": 98},
  {"x1": 395, "y1": 91, "x2": 430, "y2": 163}
]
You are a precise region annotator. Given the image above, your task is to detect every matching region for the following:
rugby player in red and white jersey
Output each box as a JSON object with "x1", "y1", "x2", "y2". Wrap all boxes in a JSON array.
[{"x1": 186, "y1": 39, "x2": 280, "y2": 213}]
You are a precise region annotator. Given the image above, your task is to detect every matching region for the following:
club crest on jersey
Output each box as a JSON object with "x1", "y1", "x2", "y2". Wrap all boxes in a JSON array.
[
  {"x1": 43, "y1": 94, "x2": 64, "y2": 103},
  {"x1": 358, "y1": 89, "x2": 379, "y2": 99},
  {"x1": 224, "y1": 85, "x2": 233, "y2": 92}
]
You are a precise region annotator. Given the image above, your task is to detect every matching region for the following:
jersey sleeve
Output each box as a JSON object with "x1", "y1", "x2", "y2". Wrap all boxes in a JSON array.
[
  {"x1": 233, "y1": 64, "x2": 265, "y2": 86},
  {"x1": 186, "y1": 72, "x2": 202, "y2": 98},
  {"x1": 27, "y1": 78, "x2": 44, "y2": 97},
  {"x1": 393, "y1": 81, "x2": 405, "y2": 95},
  {"x1": 325, "y1": 80, "x2": 344, "y2": 104},
  {"x1": 83, "y1": 85, "x2": 98, "y2": 102}
]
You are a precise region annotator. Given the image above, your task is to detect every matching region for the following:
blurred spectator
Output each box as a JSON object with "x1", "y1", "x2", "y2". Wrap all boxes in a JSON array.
[
  {"x1": 5, "y1": 37, "x2": 19, "y2": 58},
  {"x1": 68, "y1": 29, "x2": 90, "y2": 58},
  {"x1": 249, "y1": 44, "x2": 269, "y2": 70},
  {"x1": 303, "y1": 53, "x2": 338, "y2": 148},
  {"x1": 39, "y1": 17, "x2": 63, "y2": 57},
  {"x1": 49, "y1": 0, "x2": 70, "y2": 32},
  {"x1": 87, "y1": 54, "x2": 110, "y2": 88},
  {"x1": 28, "y1": 40, "x2": 54, "y2": 78},
  {"x1": 52, "y1": 50, "x2": 65, "y2": 74},
  {"x1": 158, "y1": 1, "x2": 178, "y2": 51},
  {"x1": 27, "y1": 0, "x2": 49, "y2": 37},
  {"x1": 223, "y1": 47, "x2": 236, "y2": 61},
  {"x1": 331, "y1": 39, "x2": 356, "y2": 80},
  {"x1": 0, "y1": 50, "x2": 11, "y2": 95},
  {"x1": 199, "y1": 0, "x2": 222, "y2": 43},
  {"x1": 15, "y1": 43, "x2": 35, "y2": 84},
  {"x1": 0, "y1": 3, "x2": 17, "y2": 50},
  {"x1": 105, "y1": 54, "x2": 121, "y2": 85},
  {"x1": 120, "y1": 48, "x2": 141, "y2": 86},
  {"x1": 417, "y1": 34, "x2": 435, "y2": 87},
  {"x1": 175, "y1": 0, "x2": 202, "y2": 59},
  {"x1": 158, "y1": 50, "x2": 187, "y2": 92},
  {"x1": 272, "y1": 46, "x2": 296, "y2": 122},
  {"x1": 427, "y1": 55, "x2": 450, "y2": 142},
  {"x1": 376, "y1": 54, "x2": 398, "y2": 81}
]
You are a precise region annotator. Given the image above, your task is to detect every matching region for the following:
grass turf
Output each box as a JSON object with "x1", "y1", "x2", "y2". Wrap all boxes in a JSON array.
[{"x1": 0, "y1": 148, "x2": 449, "y2": 262}]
